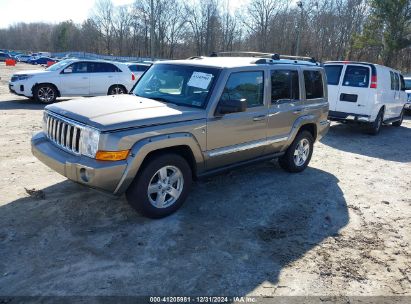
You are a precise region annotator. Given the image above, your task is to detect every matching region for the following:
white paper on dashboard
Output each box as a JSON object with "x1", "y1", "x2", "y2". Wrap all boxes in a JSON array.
[{"x1": 187, "y1": 72, "x2": 213, "y2": 89}]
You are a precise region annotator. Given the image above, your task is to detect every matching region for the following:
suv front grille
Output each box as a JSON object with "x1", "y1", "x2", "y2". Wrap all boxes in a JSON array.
[{"x1": 45, "y1": 113, "x2": 82, "y2": 154}]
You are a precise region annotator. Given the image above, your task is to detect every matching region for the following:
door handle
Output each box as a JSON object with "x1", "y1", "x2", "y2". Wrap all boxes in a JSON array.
[
  {"x1": 293, "y1": 109, "x2": 302, "y2": 114},
  {"x1": 253, "y1": 115, "x2": 266, "y2": 121}
]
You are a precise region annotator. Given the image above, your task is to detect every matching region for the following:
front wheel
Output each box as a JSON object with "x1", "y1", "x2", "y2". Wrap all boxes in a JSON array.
[
  {"x1": 279, "y1": 131, "x2": 314, "y2": 173},
  {"x1": 126, "y1": 153, "x2": 192, "y2": 218},
  {"x1": 34, "y1": 84, "x2": 57, "y2": 104}
]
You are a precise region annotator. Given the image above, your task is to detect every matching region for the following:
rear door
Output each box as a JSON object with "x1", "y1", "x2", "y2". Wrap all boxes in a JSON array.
[
  {"x1": 89, "y1": 62, "x2": 121, "y2": 95},
  {"x1": 324, "y1": 64, "x2": 344, "y2": 111},
  {"x1": 336, "y1": 64, "x2": 372, "y2": 115}
]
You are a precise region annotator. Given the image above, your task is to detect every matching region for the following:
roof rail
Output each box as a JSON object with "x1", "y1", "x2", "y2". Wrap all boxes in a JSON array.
[{"x1": 210, "y1": 51, "x2": 317, "y2": 63}]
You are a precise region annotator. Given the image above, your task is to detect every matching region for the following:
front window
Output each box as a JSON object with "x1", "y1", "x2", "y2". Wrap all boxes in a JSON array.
[
  {"x1": 46, "y1": 60, "x2": 75, "y2": 71},
  {"x1": 221, "y1": 71, "x2": 264, "y2": 108},
  {"x1": 133, "y1": 64, "x2": 220, "y2": 108}
]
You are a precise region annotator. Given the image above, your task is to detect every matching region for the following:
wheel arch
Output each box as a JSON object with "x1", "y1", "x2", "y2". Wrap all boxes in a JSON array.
[
  {"x1": 32, "y1": 82, "x2": 61, "y2": 97},
  {"x1": 113, "y1": 133, "x2": 205, "y2": 195}
]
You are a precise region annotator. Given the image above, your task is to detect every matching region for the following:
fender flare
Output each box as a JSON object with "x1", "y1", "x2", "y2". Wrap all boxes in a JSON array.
[
  {"x1": 113, "y1": 132, "x2": 204, "y2": 194},
  {"x1": 284, "y1": 114, "x2": 318, "y2": 147}
]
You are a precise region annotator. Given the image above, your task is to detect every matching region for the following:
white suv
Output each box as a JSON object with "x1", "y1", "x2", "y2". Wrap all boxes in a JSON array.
[{"x1": 9, "y1": 59, "x2": 137, "y2": 103}]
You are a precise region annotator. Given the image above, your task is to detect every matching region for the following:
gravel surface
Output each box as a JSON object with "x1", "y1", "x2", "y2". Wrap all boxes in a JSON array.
[{"x1": 0, "y1": 62, "x2": 410, "y2": 296}]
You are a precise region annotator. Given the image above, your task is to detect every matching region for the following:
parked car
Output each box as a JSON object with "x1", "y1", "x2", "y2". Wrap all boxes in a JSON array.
[
  {"x1": 324, "y1": 61, "x2": 407, "y2": 134},
  {"x1": 31, "y1": 53, "x2": 330, "y2": 218},
  {"x1": 27, "y1": 56, "x2": 55, "y2": 65},
  {"x1": 403, "y1": 76, "x2": 411, "y2": 113},
  {"x1": 126, "y1": 62, "x2": 151, "y2": 80},
  {"x1": 0, "y1": 52, "x2": 12, "y2": 62},
  {"x1": 15, "y1": 55, "x2": 31, "y2": 62},
  {"x1": 9, "y1": 59, "x2": 137, "y2": 103}
]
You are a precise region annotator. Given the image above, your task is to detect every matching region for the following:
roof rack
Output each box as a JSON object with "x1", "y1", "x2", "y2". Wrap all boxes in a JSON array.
[{"x1": 209, "y1": 51, "x2": 318, "y2": 64}]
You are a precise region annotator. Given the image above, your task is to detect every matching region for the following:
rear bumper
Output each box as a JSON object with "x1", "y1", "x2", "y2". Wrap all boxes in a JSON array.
[
  {"x1": 317, "y1": 120, "x2": 330, "y2": 141},
  {"x1": 31, "y1": 132, "x2": 127, "y2": 194},
  {"x1": 328, "y1": 111, "x2": 371, "y2": 122}
]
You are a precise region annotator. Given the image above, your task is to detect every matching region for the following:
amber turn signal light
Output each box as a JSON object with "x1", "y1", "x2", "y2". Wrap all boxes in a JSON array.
[{"x1": 95, "y1": 150, "x2": 130, "y2": 161}]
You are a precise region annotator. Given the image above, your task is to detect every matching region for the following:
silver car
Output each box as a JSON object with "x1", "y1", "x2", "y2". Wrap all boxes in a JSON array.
[{"x1": 31, "y1": 52, "x2": 330, "y2": 218}]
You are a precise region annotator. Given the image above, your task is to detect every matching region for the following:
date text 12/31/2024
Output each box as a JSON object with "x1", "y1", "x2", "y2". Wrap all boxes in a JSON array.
[{"x1": 149, "y1": 296, "x2": 257, "y2": 303}]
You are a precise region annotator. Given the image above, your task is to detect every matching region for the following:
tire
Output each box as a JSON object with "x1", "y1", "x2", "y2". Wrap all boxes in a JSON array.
[
  {"x1": 126, "y1": 153, "x2": 192, "y2": 218},
  {"x1": 108, "y1": 85, "x2": 126, "y2": 95},
  {"x1": 392, "y1": 110, "x2": 404, "y2": 127},
  {"x1": 368, "y1": 108, "x2": 384, "y2": 135},
  {"x1": 279, "y1": 130, "x2": 314, "y2": 173},
  {"x1": 33, "y1": 84, "x2": 57, "y2": 104}
]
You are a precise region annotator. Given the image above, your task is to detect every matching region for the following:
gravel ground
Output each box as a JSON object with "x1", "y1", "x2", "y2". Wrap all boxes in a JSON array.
[{"x1": 0, "y1": 62, "x2": 410, "y2": 297}]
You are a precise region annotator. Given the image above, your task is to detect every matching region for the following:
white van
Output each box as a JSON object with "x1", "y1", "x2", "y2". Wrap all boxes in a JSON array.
[
  {"x1": 403, "y1": 76, "x2": 411, "y2": 112},
  {"x1": 324, "y1": 61, "x2": 407, "y2": 134}
]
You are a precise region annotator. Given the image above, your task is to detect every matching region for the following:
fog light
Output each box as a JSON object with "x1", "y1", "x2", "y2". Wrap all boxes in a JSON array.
[{"x1": 95, "y1": 150, "x2": 130, "y2": 161}]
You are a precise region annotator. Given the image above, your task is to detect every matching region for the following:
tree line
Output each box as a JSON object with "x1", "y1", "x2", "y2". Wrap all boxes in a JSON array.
[{"x1": 0, "y1": 0, "x2": 410, "y2": 71}]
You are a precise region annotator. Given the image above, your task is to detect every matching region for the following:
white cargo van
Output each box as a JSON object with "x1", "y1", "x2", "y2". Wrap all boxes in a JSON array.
[{"x1": 324, "y1": 61, "x2": 407, "y2": 134}]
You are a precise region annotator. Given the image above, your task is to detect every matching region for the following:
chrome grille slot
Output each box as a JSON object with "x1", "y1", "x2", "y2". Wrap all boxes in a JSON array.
[{"x1": 44, "y1": 113, "x2": 82, "y2": 154}]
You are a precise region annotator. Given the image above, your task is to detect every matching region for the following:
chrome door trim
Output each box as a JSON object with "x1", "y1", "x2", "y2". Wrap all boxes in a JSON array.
[{"x1": 207, "y1": 136, "x2": 288, "y2": 158}]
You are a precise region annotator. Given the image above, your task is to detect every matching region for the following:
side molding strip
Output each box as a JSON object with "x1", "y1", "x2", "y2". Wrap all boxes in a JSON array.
[{"x1": 207, "y1": 136, "x2": 288, "y2": 158}]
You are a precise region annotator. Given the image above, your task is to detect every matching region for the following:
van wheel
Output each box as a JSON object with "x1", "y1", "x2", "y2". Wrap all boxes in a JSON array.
[
  {"x1": 126, "y1": 153, "x2": 192, "y2": 219},
  {"x1": 108, "y1": 85, "x2": 126, "y2": 95},
  {"x1": 368, "y1": 108, "x2": 384, "y2": 135},
  {"x1": 392, "y1": 110, "x2": 404, "y2": 127},
  {"x1": 34, "y1": 84, "x2": 57, "y2": 104},
  {"x1": 279, "y1": 131, "x2": 314, "y2": 173}
]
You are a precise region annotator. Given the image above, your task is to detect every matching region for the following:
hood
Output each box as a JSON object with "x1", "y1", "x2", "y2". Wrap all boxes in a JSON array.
[
  {"x1": 46, "y1": 94, "x2": 206, "y2": 132},
  {"x1": 14, "y1": 69, "x2": 50, "y2": 76}
]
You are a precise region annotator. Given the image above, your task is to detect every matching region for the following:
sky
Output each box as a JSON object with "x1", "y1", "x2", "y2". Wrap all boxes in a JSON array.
[{"x1": 0, "y1": 0, "x2": 251, "y2": 29}]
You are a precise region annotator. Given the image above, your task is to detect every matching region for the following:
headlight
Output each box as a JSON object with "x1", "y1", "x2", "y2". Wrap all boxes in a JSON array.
[
  {"x1": 79, "y1": 127, "x2": 100, "y2": 158},
  {"x1": 18, "y1": 74, "x2": 33, "y2": 81}
]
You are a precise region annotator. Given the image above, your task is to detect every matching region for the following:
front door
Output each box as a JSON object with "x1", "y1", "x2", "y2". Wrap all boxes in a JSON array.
[
  {"x1": 59, "y1": 62, "x2": 90, "y2": 96},
  {"x1": 206, "y1": 71, "x2": 268, "y2": 170}
]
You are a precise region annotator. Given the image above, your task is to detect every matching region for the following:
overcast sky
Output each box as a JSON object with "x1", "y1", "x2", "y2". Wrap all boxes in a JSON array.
[{"x1": 0, "y1": 0, "x2": 251, "y2": 29}]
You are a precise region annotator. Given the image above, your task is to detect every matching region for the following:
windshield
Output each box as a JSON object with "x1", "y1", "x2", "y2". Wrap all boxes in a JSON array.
[
  {"x1": 404, "y1": 79, "x2": 411, "y2": 90},
  {"x1": 133, "y1": 64, "x2": 220, "y2": 108},
  {"x1": 46, "y1": 59, "x2": 74, "y2": 71}
]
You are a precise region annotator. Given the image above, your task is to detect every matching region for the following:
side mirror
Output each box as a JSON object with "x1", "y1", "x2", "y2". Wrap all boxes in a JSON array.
[{"x1": 216, "y1": 99, "x2": 247, "y2": 115}]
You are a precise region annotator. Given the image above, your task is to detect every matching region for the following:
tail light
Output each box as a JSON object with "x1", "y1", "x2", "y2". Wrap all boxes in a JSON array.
[
  {"x1": 370, "y1": 75, "x2": 377, "y2": 88},
  {"x1": 131, "y1": 73, "x2": 136, "y2": 81}
]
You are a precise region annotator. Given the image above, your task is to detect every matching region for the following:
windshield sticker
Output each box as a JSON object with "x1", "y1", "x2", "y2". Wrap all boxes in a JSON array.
[{"x1": 187, "y1": 72, "x2": 213, "y2": 89}]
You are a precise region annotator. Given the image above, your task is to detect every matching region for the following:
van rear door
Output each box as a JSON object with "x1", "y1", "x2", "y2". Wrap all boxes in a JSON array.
[
  {"x1": 336, "y1": 64, "x2": 373, "y2": 115},
  {"x1": 324, "y1": 64, "x2": 344, "y2": 111}
]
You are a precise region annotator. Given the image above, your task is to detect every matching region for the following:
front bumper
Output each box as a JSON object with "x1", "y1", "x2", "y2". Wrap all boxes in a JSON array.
[
  {"x1": 31, "y1": 132, "x2": 127, "y2": 194},
  {"x1": 8, "y1": 81, "x2": 32, "y2": 97},
  {"x1": 328, "y1": 110, "x2": 371, "y2": 122}
]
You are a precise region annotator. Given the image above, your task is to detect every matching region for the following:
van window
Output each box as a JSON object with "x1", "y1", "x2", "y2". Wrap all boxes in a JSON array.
[
  {"x1": 271, "y1": 70, "x2": 299, "y2": 103},
  {"x1": 390, "y1": 72, "x2": 395, "y2": 90},
  {"x1": 303, "y1": 70, "x2": 323, "y2": 99},
  {"x1": 394, "y1": 73, "x2": 400, "y2": 91},
  {"x1": 342, "y1": 65, "x2": 369, "y2": 88},
  {"x1": 324, "y1": 65, "x2": 343, "y2": 85},
  {"x1": 403, "y1": 77, "x2": 411, "y2": 90}
]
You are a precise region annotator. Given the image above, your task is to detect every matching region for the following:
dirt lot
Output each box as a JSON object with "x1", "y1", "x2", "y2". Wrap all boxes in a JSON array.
[{"x1": 0, "y1": 62, "x2": 410, "y2": 297}]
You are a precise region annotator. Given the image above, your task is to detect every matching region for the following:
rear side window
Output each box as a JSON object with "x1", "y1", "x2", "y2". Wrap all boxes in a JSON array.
[
  {"x1": 271, "y1": 70, "x2": 299, "y2": 103},
  {"x1": 394, "y1": 73, "x2": 400, "y2": 91},
  {"x1": 342, "y1": 65, "x2": 369, "y2": 88},
  {"x1": 324, "y1": 65, "x2": 343, "y2": 85},
  {"x1": 129, "y1": 65, "x2": 150, "y2": 72},
  {"x1": 303, "y1": 70, "x2": 323, "y2": 99},
  {"x1": 390, "y1": 72, "x2": 395, "y2": 90},
  {"x1": 221, "y1": 71, "x2": 264, "y2": 108},
  {"x1": 89, "y1": 62, "x2": 121, "y2": 73}
]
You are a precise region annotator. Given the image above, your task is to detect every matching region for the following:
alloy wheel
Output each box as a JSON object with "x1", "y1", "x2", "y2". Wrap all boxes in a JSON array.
[{"x1": 293, "y1": 138, "x2": 310, "y2": 167}]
